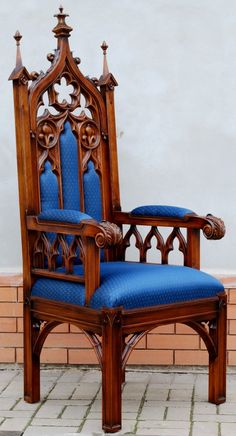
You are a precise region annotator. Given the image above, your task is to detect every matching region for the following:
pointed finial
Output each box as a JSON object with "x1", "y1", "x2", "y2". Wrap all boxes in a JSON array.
[
  {"x1": 101, "y1": 41, "x2": 109, "y2": 77},
  {"x1": 53, "y1": 6, "x2": 72, "y2": 39},
  {"x1": 14, "y1": 30, "x2": 23, "y2": 69}
]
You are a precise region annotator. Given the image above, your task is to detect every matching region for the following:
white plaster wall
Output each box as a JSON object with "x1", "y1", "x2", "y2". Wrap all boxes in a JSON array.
[{"x1": 0, "y1": 0, "x2": 235, "y2": 273}]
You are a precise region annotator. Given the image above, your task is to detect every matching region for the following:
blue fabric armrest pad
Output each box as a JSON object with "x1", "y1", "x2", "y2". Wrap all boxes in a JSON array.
[
  {"x1": 38, "y1": 209, "x2": 93, "y2": 224},
  {"x1": 131, "y1": 205, "x2": 195, "y2": 219}
]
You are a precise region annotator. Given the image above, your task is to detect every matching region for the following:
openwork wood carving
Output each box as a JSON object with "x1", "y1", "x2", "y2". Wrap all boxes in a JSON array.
[{"x1": 122, "y1": 225, "x2": 187, "y2": 264}]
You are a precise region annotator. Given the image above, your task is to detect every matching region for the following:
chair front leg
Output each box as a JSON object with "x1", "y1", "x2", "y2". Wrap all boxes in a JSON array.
[
  {"x1": 102, "y1": 308, "x2": 123, "y2": 433},
  {"x1": 24, "y1": 302, "x2": 40, "y2": 403},
  {"x1": 209, "y1": 294, "x2": 227, "y2": 404}
]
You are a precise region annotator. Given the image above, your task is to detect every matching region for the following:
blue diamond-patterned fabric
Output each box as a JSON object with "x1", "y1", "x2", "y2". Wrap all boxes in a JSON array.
[
  {"x1": 83, "y1": 161, "x2": 102, "y2": 222},
  {"x1": 40, "y1": 161, "x2": 59, "y2": 211},
  {"x1": 60, "y1": 121, "x2": 80, "y2": 210},
  {"x1": 131, "y1": 205, "x2": 195, "y2": 218},
  {"x1": 31, "y1": 262, "x2": 224, "y2": 310},
  {"x1": 38, "y1": 209, "x2": 92, "y2": 223}
]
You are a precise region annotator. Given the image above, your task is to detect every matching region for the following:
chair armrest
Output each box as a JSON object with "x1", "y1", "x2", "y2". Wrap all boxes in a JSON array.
[
  {"x1": 130, "y1": 205, "x2": 195, "y2": 219},
  {"x1": 27, "y1": 211, "x2": 122, "y2": 305},
  {"x1": 113, "y1": 208, "x2": 225, "y2": 241},
  {"x1": 27, "y1": 209, "x2": 122, "y2": 248}
]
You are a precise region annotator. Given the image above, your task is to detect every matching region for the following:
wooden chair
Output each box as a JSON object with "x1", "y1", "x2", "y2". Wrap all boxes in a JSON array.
[{"x1": 10, "y1": 8, "x2": 227, "y2": 433}]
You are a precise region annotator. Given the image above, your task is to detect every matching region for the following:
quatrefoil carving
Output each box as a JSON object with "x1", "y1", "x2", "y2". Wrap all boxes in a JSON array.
[{"x1": 80, "y1": 120, "x2": 100, "y2": 149}]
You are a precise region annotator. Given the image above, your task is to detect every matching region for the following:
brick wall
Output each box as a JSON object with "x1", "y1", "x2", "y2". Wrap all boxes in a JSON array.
[{"x1": 0, "y1": 275, "x2": 235, "y2": 365}]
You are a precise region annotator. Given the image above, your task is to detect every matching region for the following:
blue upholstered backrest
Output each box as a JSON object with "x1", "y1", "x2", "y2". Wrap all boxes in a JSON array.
[{"x1": 40, "y1": 121, "x2": 102, "y2": 222}]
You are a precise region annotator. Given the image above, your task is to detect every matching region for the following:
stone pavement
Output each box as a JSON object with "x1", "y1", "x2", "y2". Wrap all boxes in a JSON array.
[{"x1": 0, "y1": 366, "x2": 236, "y2": 436}]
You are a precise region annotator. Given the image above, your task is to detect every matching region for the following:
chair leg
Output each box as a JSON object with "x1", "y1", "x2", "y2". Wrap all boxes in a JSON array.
[
  {"x1": 208, "y1": 296, "x2": 227, "y2": 404},
  {"x1": 24, "y1": 304, "x2": 40, "y2": 403},
  {"x1": 102, "y1": 309, "x2": 122, "y2": 433}
]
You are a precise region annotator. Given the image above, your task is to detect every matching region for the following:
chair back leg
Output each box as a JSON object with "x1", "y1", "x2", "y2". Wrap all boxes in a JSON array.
[{"x1": 24, "y1": 304, "x2": 40, "y2": 403}]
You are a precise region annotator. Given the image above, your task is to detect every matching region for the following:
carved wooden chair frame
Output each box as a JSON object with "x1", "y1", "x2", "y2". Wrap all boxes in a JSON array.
[{"x1": 10, "y1": 8, "x2": 226, "y2": 433}]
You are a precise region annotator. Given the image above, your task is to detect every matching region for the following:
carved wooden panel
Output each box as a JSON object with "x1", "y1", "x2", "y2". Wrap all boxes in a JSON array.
[{"x1": 122, "y1": 225, "x2": 187, "y2": 265}]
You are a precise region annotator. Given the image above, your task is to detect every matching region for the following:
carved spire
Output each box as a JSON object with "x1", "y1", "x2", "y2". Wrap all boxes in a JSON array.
[
  {"x1": 14, "y1": 30, "x2": 23, "y2": 70},
  {"x1": 101, "y1": 41, "x2": 109, "y2": 77},
  {"x1": 53, "y1": 6, "x2": 72, "y2": 38},
  {"x1": 9, "y1": 30, "x2": 31, "y2": 82}
]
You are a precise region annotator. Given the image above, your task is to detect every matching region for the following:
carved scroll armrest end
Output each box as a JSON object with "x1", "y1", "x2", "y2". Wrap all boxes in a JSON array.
[
  {"x1": 202, "y1": 214, "x2": 226, "y2": 240},
  {"x1": 95, "y1": 221, "x2": 122, "y2": 248}
]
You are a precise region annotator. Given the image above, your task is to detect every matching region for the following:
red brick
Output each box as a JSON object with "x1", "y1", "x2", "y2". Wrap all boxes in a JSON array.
[
  {"x1": 17, "y1": 287, "x2": 23, "y2": 303},
  {"x1": 16, "y1": 348, "x2": 23, "y2": 363},
  {"x1": 226, "y1": 335, "x2": 236, "y2": 350},
  {"x1": 175, "y1": 350, "x2": 208, "y2": 365},
  {"x1": 53, "y1": 324, "x2": 69, "y2": 333},
  {"x1": 69, "y1": 349, "x2": 98, "y2": 364},
  {"x1": 0, "y1": 318, "x2": 17, "y2": 332},
  {"x1": 228, "y1": 351, "x2": 236, "y2": 365},
  {"x1": 175, "y1": 324, "x2": 197, "y2": 334},
  {"x1": 147, "y1": 334, "x2": 199, "y2": 350},
  {"x1": 229, "y1": 320, "x2": 236, "y2": 334},
  {"x1": 0, "y1": 302, "x2": 23, "y2": 317},
  {"x1": 127, "y1": 349, "x2": 173, "y2": 365},
  {"x1": 17, "y1": 318, "x2": 23, "y2": 333},
  {"x1": 0, "y1": 333, "x2": 23, "y2": 347},
  {"x1": 41, "y1": 348, "x2": 68, "y2": 364},
  {"x1": 0, "y1": 274, "x2": 22, "y2": 287},
  {"x1": 44, "y1": 333, "x2": 91, "y2": 348},
  {"x1": 227, "y1": 305, "x2": 236, "y2": 320},
  {"x1": 0, "y1": 288, "x2": 17, "y2": 302},
  {"x1": 151, "y1": 324, "x2": 175, "y2": 334},
  {"x1": 0, "y1": 348, "x2": 15, "y2": 363}
]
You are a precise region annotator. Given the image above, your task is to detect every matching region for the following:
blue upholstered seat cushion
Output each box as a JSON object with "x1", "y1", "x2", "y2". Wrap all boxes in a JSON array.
[
  {"x1": 38, "y1": 209, "x2": 93, "y2": 224},
  {"x1": 31, "y1": 262, "x2": 224, "y2": 310},
  {"x1": 131, "y1": 205, "x2": 195, "y2": 218}
]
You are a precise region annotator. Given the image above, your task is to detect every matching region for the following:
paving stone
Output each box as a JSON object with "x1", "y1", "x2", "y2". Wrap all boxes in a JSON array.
[
  {"x1": 81, "y1": 419, "x2": 136, "y2": 434},
  {"x1": 125, "y1": 371, "x2": 150, "y2": 383},
  {"x1": 0, "y1": 399, "x2": 17, "y2": 411},
  {"x1": 138, "y1": 420, "x2": 190, "y2": 429},
  {"x1": 172, "y1": 373, "x2": 197, "y2": 384},
  {"x1": 0, "y1": 432, "x2": 23, "y2": 436},
  {"x1": 62, "y1": 405, "x2": 89, "y2": 419},
  {"x1": 193, "y1": 402, "x2": 217, "y2": 414},
  {"x1": 58, "y1": 369, "x2": 84, "y2": 383},
  {"x1": 145, "y1": 385, "x2": 169, "y2": 400},
  {"x1": 221, "y1": 422, "x2": 236, "y2": 436},
  {"x1": 193, "y1": 413, "x2": 236, "y2": 422},
  {"x1": 168, "y1": 388, "x2": 192, "y2": 401},
  {"x1": 192, "y1": 421, "x2": 219, "y2": 436},
  {"x1": 31, "y1": 418, "x2": 82, "y2": 427},
  {"x1": 23, "y1": 426, "x2": 78, "y2": 435},
  {"x1": 48, "y1": 383, "x2": 76, "y2": 400},
  {"x1": 80, "y1": 370, "x2": 101, "y2": 383},
  {"x1": 13, "y1": 400, "x2": 40, "y2": 412},
  {"x1": 219, "y1": 402, "x2": 236, "y2": 414},
  {"x1": 35, "y1": 401, "x2": 65, "y2": 419},
  {"x1": 149, "y1": 373, "x2": 174, "y2": 384},
  {"x1": 122, "y1": 383, "x2": 146, "y2": 400},
  {"x1": 0, "y1": 382, "x2": 22, "y2": 399},
  {"x1": 166, "y1": 406, "x2": 191, "y2": 420},
  {"x1": 72, "y1": 383, "x2": 100, "y2": 400},
  {"x1": 0, "y1": 417, "x2": 29, "y2": 431},
  {"x1": 138, "y1": 406, "x2": 166, "y2": 420}
]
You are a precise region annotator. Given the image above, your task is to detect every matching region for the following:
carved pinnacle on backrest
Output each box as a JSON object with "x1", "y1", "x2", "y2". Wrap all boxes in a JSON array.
[
  {"x1": 101, "y1": 41, "x2": 109, "y2": 77},
  {"x1": 9, "y1": 31, "x2": 31, "y2": 82},
  {"x1": 53, "y1": 5, "x2": 72, "y2": 39},
  {"x1": 14, "y1": 30, "x2": 23, "y2": 70}
]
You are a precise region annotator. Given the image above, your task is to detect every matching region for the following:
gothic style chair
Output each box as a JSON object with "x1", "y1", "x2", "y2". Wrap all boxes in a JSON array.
[{"x1": 10, "y1": 8, "x2": 226, "y2": 433}]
